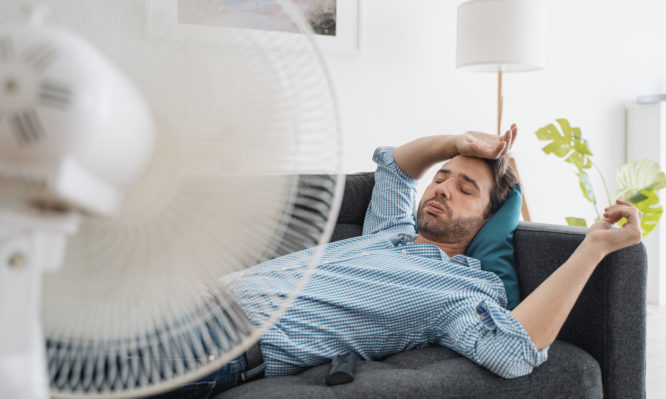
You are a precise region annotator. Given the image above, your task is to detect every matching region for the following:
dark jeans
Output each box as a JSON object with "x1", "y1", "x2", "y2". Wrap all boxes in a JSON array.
[{"x1": 150, "y1": 355, "x2": 266, "y2": 399}]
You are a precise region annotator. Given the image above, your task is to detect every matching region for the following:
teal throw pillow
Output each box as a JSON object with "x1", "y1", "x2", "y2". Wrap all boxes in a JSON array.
[{"x1": 465, "y1": 184, "x2": 522, "y2": 309}]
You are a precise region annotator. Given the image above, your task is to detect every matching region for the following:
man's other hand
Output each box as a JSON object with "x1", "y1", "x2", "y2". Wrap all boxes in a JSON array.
[
  {"x1": 512, "y1": 199, "x2": 641, "y2": 351},
  {"x1": 456, "y1": 124, "x2": 517, "y2": 160},
  {"x1": 585, "y1": 199, "x2": 642, "y2": 257}
]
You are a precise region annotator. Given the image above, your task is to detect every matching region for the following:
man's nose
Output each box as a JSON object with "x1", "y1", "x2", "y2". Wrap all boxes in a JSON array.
[{"x1": 433, "y1": 179, "x2": 453, "y2": 200}]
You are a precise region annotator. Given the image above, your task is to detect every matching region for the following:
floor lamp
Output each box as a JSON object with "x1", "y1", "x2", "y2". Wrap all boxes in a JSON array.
[{"x1": 456, "y1": 0, "x2": 546, "y2": 221}]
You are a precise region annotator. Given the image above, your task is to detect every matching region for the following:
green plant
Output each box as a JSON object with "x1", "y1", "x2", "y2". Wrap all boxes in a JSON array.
[{"x1": 534, "y1": 118, "x2": 666, "y2": 237}]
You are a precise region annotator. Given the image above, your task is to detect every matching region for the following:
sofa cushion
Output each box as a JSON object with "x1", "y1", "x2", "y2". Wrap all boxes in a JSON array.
[
  {"x1": 218, "y1": 340, "x2": 602, "y2": 399},
  {"x1": 464, "y1": 184, "x2": 522, "y2": 310}
]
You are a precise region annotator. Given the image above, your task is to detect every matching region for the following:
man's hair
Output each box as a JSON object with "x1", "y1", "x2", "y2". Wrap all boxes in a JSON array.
[{"x1": 481, "y1": 155, "x2": 519, "y2": 218}]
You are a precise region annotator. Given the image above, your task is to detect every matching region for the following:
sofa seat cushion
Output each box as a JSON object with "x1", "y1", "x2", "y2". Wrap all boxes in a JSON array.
[{"x1": 218, "y1": 340, "x2": 602, "y2": 399}]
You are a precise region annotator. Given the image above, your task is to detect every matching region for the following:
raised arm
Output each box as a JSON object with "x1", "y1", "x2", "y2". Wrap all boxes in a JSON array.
[
  {"x1": 511, "y1": 200, "x2": 643, "y2": 350},
  {"x1": 363, "y1": 125, "x2": 517, "y2": 235},
  {"x1": 392, "y1": 124, "x2": 517, "y2": 179}
]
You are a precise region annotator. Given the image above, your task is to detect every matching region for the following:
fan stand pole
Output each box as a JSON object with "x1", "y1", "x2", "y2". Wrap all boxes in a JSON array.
[
  {"x1": 497, "y1": 68, "x2": 531, "y2": 222},
  {"x1": 0, "y1": 209, "x2": 80, "y2": 399}
]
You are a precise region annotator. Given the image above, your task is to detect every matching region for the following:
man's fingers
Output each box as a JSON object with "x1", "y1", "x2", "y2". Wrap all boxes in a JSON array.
[
  {"x1": 500, "y1": 128, "x2": 514, "y2": 155},
  {"x1": 463, "y1": 127, "x2": 516, "y2": 158},
  {"x1": 603, "y1": 204, "x2": 641, "y2": 226},
  {"x1": 602, "y1": 209, "x2": 624, "y2": 224},
  {"x1": 495, "y1": 141, "x2": 507, "y2": 157},
  {"x1": 471, "y1": 141, "x2": 503, "y2": 158},
  {"x1": 512, "y1": 124, "x2": 518, "y2": 149},
  {"x1": 503, "y1": 129, "x2": 513, "y2": 152},
  {"x1": 602, "y1": 204, "x2": 643, "y2": 245},
  {"x1": 504, "y1": 123, "x2": 517, "y2": 151},
  {"x1": 602, "y1": 207, "x2": 630, "y2": 221}
]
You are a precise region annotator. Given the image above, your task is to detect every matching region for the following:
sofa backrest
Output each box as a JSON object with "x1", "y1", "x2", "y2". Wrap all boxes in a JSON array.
[{"x1": 331, "y1": 172, "x2": 374, "y2": 242}]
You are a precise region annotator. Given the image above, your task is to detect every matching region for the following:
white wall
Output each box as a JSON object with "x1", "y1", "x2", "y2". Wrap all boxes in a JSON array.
[{"x1": 324, "y1": 0, "x2": 666, "y2": 225}]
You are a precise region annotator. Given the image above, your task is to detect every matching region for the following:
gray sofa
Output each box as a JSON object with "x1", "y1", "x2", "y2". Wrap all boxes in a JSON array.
[{"x1": 221, "y1": 172, "x2": 647, "y2": 399}]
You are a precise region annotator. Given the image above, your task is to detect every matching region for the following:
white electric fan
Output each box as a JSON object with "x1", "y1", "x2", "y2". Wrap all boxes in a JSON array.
[{"x1": 0, "y1": 1, "x2": 344, "y2": 397}]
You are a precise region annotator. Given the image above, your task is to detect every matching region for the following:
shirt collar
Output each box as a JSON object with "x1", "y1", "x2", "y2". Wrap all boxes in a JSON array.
[
  {"x1": 389, "y1": 233, "x2": 417, "y2": 246},
  {"x1": 388, "y1": 233, "x2": 482, "y2": 270},
  {"x1": 451, "y1": 254, "x2": 482, "y2": 270}
]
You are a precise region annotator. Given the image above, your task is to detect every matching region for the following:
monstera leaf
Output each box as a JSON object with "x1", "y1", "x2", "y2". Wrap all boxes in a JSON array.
[
  {"x1": 615, "y1": 159, "x2": 666, "y2": 237},
  {"x1": 629, "y1": 191, "x2": 662, "y2": 237},
  {"x1": 536, "y1": 118, "x2": 596, "y2": 207},
  {"x1": 577, "y1": 171, "x2": 596, "y2": 205},
  {"x1": 535, "y1": 118, "x2": 593, "y2": 172},
  {"x1": 565, "y1": 217, "x2": 587, "y2": 228},
  {"x1": 535, "y1": 119, "x2": 666, "y2": 237}
]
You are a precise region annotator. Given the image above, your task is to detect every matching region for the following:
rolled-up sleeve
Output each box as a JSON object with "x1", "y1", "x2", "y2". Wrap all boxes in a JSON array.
[
  {"x1": 362, "y1": 147, "x2": 419, "y2": 236},
  {"x1": 435, "y1": 299, "x2": 549, "y2": 379}
]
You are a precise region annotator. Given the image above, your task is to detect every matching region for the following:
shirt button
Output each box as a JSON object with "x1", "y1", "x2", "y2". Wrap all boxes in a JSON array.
[
  {"x1": 281, "y1": 267, "x2": 288, "y2": 271},
  {"x1": 401, "y1": 249, "x2": 407, "y2": 254},
  {"x1": 361, "y1": 252, "x2": 368, "y2": 256},
  {"x1": 477, "y1": 314, "x2": 486, "y2": 321}
]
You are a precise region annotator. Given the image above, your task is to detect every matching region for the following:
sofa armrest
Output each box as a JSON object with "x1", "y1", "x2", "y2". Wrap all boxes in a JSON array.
[{"x1": 514, "y1": 221, "x2": 647, "y2": 399}]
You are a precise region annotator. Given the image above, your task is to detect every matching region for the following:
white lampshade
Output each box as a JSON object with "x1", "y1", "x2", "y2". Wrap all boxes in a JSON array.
[{"x1": 456, "y1": 0, "x2": 546, "y2": 72}]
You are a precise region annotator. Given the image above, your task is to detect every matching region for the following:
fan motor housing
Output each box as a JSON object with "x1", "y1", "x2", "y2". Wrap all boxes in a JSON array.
[{"x1": 0, "y1": 24, "x2": 154, "y2": 216}]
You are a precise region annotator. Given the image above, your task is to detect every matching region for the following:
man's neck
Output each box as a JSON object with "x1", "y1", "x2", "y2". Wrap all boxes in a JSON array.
[{"x1": 413, "y1": 234, "x2": 467, "y2": 258}]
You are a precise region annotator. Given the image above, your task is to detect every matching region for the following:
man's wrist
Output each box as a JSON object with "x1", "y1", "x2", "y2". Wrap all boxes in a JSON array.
[
  {"x1": 392, "y1": 134, "x2": 466, "y2": 180},
  {"x1": 440, "y1": 134, "x2": 461, "y2": 160},
  {"x1": 452, "y1": 133, "x2": 464, "y2": 153},
  {"x1": 417, "y1": 134, "x2": 461, "y2": 166},
  {"x1": 579, "y1": 236, "x2": 609, "y2": 264}
]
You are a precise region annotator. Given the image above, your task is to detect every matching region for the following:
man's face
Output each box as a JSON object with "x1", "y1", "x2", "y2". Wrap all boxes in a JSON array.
[{"x1": 416, "y1": 155, "x2": 493, "y2": 244}]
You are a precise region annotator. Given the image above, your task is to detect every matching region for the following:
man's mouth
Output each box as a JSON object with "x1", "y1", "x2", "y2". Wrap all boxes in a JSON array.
[
  {"x1": 426, "y1": 203, "x2": 445, "y2": 214},
  {"x1": 424, "y1": 199, "x2": 451, "y2": 217}
]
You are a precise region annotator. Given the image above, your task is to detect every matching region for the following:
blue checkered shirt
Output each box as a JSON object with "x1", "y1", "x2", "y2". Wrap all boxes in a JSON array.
[{"x1": 227, "y1": 147, "x2": 548, "y2": 378}]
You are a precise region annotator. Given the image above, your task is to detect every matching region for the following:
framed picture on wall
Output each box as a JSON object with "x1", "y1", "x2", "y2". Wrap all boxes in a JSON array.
[{"x1": 146, "y1": 0, "x2": 360, "y2": 54}]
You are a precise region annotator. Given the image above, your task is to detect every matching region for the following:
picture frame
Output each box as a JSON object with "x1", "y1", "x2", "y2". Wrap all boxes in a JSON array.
[{"x1": 146, "y1": 0, "x2": 360, "y2": 54}]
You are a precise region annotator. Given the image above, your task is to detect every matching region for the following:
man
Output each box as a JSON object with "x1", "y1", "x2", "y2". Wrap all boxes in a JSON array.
[{"x1": 164, "y1": 124, "x2": 642, "y2": 397}]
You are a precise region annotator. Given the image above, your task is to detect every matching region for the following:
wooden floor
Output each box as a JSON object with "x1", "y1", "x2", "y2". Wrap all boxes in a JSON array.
[{"x1": 647, "y1": 304, "x2": 666, "y2": 398}]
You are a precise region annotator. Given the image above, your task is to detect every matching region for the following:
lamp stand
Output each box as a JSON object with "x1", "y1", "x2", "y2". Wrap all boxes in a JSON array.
[
  {"x1": 497, "y1": 70, "x2": 503, "y2": 136},
  {"x1": 497, "y1": 69, "x2": 531, "y2": 221}
]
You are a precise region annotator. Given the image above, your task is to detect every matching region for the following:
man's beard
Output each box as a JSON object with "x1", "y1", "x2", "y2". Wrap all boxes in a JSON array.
[{"x1": 416, "y1": 197, "x2": 486, "y2": 243}]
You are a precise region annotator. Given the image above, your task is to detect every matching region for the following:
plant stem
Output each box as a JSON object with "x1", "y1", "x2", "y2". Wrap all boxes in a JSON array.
[
  {"x1": 592, "y1": 161, "x2": 612, "y2": 207},
  {"x1": 592, "y1": 200, "x2": 601, "y2": 220}
]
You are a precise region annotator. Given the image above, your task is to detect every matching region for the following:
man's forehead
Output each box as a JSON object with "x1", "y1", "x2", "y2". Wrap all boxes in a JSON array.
[{"x1": 439, "y1": 156, "x2": 492, "y2": 186}]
